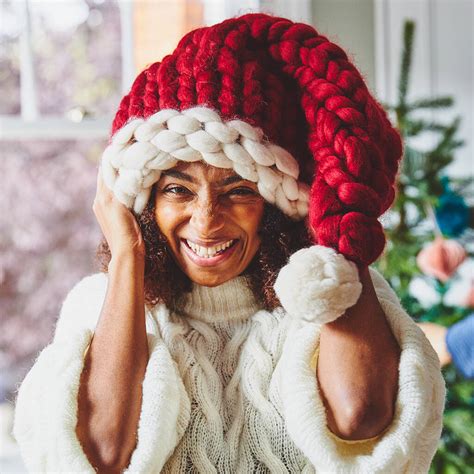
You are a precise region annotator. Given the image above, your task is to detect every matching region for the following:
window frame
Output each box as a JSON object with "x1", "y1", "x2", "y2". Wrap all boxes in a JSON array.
[
  {"x1": 0, "y1": 0, "x2": 311, "y2": 141},
  {"x1": 0, "y1": 0, "x2": 133, "y2": 141}
]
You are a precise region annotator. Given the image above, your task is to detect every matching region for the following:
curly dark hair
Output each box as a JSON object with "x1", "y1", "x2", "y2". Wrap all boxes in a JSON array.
[{"x1": 96, "y1": 185, "x2": 313, "y2": 311}]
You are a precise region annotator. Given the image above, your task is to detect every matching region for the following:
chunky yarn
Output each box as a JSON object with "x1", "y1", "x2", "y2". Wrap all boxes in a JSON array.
[
  {"x1": 273, "y1": 245, "x2": 362, "y2": 324},
  {"x1": 107, "y1": 13, "x2": 403, "y2": 266},
  {"x1": 102, "y1": 107, "x2": 310, "y2": 218},
  {"x1": 13, "y1": 269, "x2": 446, "y2": 473}
]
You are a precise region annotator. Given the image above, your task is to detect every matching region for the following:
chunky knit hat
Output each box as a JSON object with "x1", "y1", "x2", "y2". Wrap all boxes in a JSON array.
[{"x1": 101, "y1": 13, "x2": 402, "y2": 294}]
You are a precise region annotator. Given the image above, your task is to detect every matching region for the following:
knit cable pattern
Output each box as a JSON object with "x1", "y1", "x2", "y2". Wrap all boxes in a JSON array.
[
  {"x1": 108, "y1": 13, "x2": 403, "y2": 266},
  {"x1": 158, "y1": 309, "x2": 314, "y2": 473},
  {"x1": 13, "y1": 270, "x2": 445, "y2": 472},
  {"x1": 101, "y1": 106, "x2": 310, "y2": 219}
]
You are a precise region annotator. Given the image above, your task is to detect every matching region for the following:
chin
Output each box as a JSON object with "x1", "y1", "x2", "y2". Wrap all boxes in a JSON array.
[{"x1": 188, "y1": 272, "x2": 233, "y2": 287}]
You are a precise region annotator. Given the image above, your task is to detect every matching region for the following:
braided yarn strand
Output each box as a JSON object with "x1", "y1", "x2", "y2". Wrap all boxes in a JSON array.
[
  {"x1": 108, "y1": 13, "x2": 403, "y2": 266},
  {"x1": 238, "y1": 14, "x2": 402, "y2": 265},
  {"x1": 101, "y1": 106, "x2": 310, "y2": 219}
]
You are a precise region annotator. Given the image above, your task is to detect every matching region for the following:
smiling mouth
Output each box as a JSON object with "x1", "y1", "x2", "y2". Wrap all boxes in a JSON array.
[{"x1": 182, "y1": 239, "x2": 238, "y2": 259}]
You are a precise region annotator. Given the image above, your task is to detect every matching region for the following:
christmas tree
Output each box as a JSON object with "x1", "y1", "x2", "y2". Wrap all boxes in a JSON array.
[{"x1": 375, "y1": 20, "x2": 474, "y2": 473}]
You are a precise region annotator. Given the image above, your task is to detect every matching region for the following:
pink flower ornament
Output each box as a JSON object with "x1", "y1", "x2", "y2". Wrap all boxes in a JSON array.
[{"x1": 416, "y1": 236, "x2": 467, "y2": 282}]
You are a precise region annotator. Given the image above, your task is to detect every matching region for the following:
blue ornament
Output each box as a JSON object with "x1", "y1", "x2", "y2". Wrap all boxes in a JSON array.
[{"x1": 434, "y1": 177, "x2": 469, "y2": 237}]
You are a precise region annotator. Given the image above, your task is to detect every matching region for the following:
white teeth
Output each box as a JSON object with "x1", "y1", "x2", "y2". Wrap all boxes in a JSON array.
[{"x1": 186, "y1": 239, "x2": 234, "y2": 258}]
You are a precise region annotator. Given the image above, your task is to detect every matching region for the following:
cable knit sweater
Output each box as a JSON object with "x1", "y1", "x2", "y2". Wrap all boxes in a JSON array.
[{"x1": 13, "y1": 252, "x2": 446, "y2": 473}]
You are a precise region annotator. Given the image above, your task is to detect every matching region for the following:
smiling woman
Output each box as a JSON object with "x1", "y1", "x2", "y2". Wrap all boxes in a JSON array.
[
  {"x1": 97, "y1": 160, "x2": 312, "y2": 308},
  {"x1": 154, "y1": 162, "x2": 265, "y2": 286},
  {"x1": 13, "y1": 12, "x2": 445, "y2": 474}
]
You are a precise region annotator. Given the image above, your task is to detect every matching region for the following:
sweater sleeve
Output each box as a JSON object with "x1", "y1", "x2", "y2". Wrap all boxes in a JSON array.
[
  {"x1": 12, "y1": 273, "x2": 190, "y2": 473},
  {"x1": 278, "y1": 266, "x2": 446, "y2": 474}
]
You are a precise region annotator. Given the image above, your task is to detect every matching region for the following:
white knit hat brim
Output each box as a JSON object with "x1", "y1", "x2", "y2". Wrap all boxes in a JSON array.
[{"x1": 100, "y1": 106, "x2": 310, "y2": 218}]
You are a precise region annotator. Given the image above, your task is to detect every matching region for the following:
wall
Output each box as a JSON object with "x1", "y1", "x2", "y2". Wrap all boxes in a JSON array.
[
  {"x1": 375, "y1": 0, "x2": 473, "y2": 178},
  {"x1": 312, "y1": 0, "x2": 376, "y2": 92},
  {"x1": 312, "y1": 0, "x2": 473, "y2": 179}
]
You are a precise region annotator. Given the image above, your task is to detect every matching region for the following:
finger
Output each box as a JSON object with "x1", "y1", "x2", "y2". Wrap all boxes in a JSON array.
[
  {"x1": 93, "y1": 168, "x2": 102, "y2": 206},
  {"x1": 96, "y1": 164, "x2": 115, "y2": 201},
  {"x1": 96, "y1": 166, "x2": 102, "y2": 190}
]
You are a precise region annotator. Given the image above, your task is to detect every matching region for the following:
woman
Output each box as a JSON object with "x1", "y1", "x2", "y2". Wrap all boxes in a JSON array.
[{"x1": 13, "y1": 13, "x2": 445, "y2": 473}]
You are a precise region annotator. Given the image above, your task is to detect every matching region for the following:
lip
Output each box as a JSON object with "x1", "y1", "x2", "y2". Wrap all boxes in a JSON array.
[
  {"x1": 184, "y1": 237, "x2": 236, "y2": 247},
  {"x1": 180, "y1": 238, "x2": 239, "y2": 267}
]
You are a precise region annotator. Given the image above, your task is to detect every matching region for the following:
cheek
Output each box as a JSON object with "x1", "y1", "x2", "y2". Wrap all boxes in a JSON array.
[
  {"x1": 236, "y1": 203, "x2": 264, "y2": 237},
  {"x1": 154, "y1": 201, "x2": 182, "y2": 235}
]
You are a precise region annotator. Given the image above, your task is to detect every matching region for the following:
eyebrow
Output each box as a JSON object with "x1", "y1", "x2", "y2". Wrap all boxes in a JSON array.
[
  {"x1": 221, "y1": 174, "x2": 246, "y2": 185},
  {"x1": 161, "y1": 170, "x2": 197, "y2": 183},
  {"x1": 161, "y1": 170, "x2": 246, "y2": 186}
]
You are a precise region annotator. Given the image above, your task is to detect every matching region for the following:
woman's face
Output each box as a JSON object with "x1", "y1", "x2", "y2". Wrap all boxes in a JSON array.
[{"x1": 154, "y1": 161, "x2": 265, "y2": 287}]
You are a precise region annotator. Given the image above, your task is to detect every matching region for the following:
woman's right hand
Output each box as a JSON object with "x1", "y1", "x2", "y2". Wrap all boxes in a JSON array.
[{"x1": 93, "y1": 168, "x2": 146, "y2": 259}]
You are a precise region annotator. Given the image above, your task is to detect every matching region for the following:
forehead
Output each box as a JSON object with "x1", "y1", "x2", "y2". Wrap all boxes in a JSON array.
[{"x1": 162, "y1": 161, "x2": 247, "y2": 185}]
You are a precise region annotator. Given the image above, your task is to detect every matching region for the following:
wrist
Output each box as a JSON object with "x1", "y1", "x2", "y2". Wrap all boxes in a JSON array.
[
  {"x1": 109, "y1": 251, "x2": 145, "y2": 272},
  {"x1": 324, "y1": 266, "x2": 382, "y2": 330}
]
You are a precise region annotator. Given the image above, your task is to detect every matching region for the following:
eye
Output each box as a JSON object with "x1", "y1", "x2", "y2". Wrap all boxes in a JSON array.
[
  {"x1": 228, "y1": 187, "x2": 257, "y2": 196},
  {"x1": 163, "y1": 185, "x2": 192, "y2": 195}
]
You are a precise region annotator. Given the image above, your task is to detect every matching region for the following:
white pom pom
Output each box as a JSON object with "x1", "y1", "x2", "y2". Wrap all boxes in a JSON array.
[{"x1": 274, "y1": 245, "x2": 362, "y2": 324}]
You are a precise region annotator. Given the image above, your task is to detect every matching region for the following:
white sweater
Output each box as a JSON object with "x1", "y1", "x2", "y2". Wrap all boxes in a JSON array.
[{"x1": 13, "y1": 247, "x2": 446, "y2": 473}]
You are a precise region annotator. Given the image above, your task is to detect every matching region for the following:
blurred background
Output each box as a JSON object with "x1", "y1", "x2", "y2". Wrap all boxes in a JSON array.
[{"x1": 0, "y1": 0, "x2": 472, "y2": 472}]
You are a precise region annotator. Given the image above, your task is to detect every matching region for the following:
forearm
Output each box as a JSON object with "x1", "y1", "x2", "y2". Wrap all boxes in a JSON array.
[
  {"x1": 316, "y1": 266, "x2": 400, "y2": 440},
  {"x1": 76, "y1": 253, "x2": 149, "y2": 471}
]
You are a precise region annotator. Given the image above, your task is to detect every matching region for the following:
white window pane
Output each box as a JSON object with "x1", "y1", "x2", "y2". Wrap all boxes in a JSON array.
[
  {"x1": 0, "y1": 139, "x2": 103, "y2": 400},
  {"x1": 0, "y1": 0, "x2": 21, "y2": 115},
  {"x1": 29, "y1": 0, "x2": 122, "y2": 117}
]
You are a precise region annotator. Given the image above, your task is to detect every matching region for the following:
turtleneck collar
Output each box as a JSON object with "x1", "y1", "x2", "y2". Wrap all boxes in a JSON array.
[{"x1": 170, "y1": 275, "x2": 263, "y2": 324}]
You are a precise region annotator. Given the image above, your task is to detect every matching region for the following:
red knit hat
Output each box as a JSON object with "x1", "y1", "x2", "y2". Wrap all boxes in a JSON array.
[{"x1": 101, "y1": 13, "x2": 402, "y2": 269}]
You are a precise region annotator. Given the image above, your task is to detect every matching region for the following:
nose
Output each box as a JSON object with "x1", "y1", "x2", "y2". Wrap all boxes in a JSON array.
[{"x1": 189, "y1": 194, "x2": 225, "y2": 237}]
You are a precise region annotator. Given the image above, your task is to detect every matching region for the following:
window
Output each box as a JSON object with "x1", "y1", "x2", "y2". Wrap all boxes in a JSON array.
[{"x1": 0, "y1": 0, "x2": 212, "y2": 408}]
